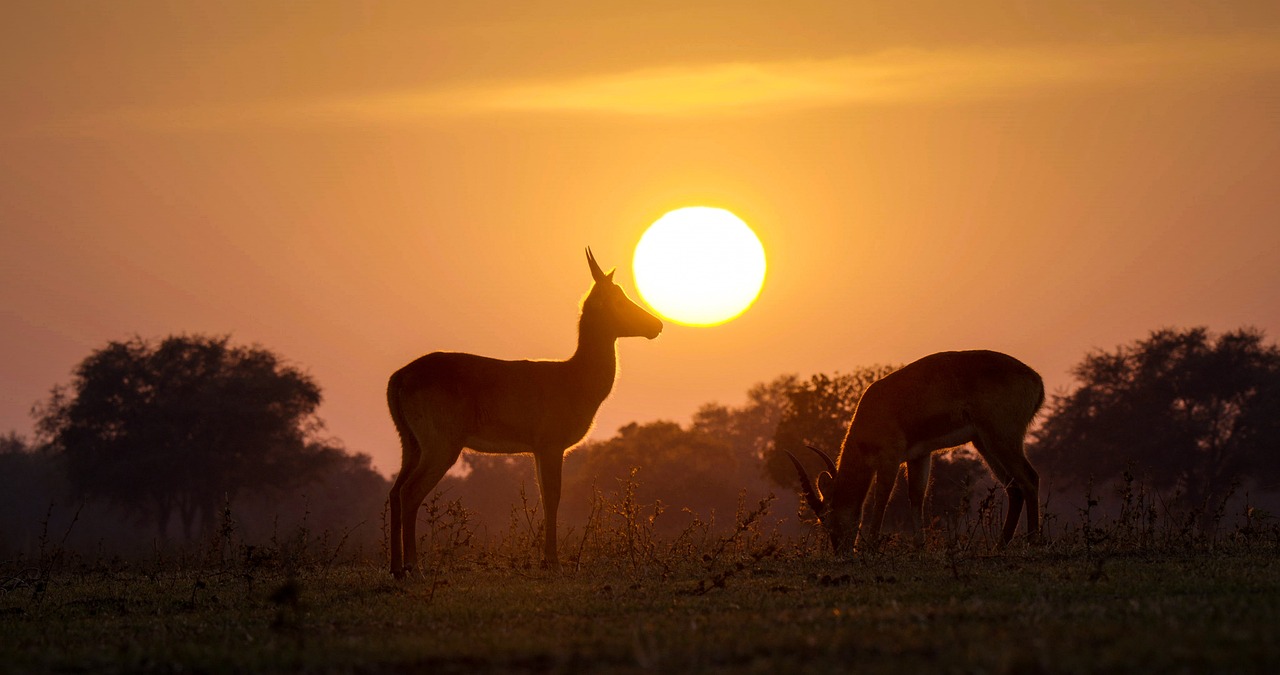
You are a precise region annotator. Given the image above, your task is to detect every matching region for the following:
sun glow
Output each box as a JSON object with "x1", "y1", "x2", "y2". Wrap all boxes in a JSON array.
[{"x1": 632, "y1": 207, "x2": 766, "y2": 327}]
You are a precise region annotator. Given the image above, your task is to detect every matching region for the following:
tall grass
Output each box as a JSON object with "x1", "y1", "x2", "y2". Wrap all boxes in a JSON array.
[
  {"x1": 6, "y1": 467, "x2": 1277, "y2": 590},
  {"x1": 4, "y1": 468, "x2": 1280, "y2": 673}
]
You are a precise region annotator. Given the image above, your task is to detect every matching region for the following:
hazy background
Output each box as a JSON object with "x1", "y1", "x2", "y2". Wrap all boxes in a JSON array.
[{"x1": 4, "y1": 1, "x2": 1279, "y2": 477}]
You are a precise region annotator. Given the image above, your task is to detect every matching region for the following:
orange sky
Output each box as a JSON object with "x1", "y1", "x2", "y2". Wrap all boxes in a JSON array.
[{"x1": 3, "y1": 2, "x2": 1279, "y2": 476}]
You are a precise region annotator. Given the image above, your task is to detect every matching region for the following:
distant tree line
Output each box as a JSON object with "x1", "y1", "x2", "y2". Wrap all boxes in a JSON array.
[
  {"x1": 433, "y1": 326, "x2": 1280, "y2": 537},
  {"x1": 1032, "y1": 327, "x2": 1280, "y2": 516},
  {"x1": 1, "y1": 335, "x2": 387, "y2": 557},
  {"x1": 3, "y1": 326, "x2": 1279, "y2": 557}
]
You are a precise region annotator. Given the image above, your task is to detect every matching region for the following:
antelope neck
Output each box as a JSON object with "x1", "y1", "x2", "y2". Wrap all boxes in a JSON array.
[{"x1": 568, "y1": 315, "x2": 618, "y2": 399}]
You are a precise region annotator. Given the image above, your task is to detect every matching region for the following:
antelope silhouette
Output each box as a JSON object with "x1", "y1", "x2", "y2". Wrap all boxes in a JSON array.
[
  {"x1": 387, "y1": 249, "x2": 662, "y2": 578},
  {"x1": 789, "y1": 350, "x2": 1044, "y2": 553}
]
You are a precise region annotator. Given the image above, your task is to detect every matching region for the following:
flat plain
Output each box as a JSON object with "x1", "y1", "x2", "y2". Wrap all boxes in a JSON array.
[{"x1": 4, "y1": 533, "x2": 1279, "y2": 674}]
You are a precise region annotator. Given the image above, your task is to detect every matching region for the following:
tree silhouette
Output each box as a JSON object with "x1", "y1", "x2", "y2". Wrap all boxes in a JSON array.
[
  {"x1": 763, "y1": 366, "x2": 897, "y2": 489},
  {"x1": 0, "y1": 432, "x2": 61, "y2": 554},
  {"x1": 1032, "y1": 327, "x2": 1280, "y2": 514},
  {"x1": 691, "y1": 374, "x2": 798, "y2": 466},
  {"x1": 560, "y1": 420, "x2": 776, "y2": 534},
  {"x1": 231, "y1": 447, "x2": 390, "y2": 553},
  {"x1": 435, "y1": 453, "x2": 538, "y2": 535},
  {"x1": 34, "y1": 335, "x2": 342, "y2": 540}
]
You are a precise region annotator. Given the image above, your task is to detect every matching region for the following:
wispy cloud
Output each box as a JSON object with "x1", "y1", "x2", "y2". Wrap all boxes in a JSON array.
[
  {"x1": 443, "y1": 38, "x2": 1280, "y2": 117},
  {"x1": 45, "y1": 37, "x2": 1280, "y2": 133}
]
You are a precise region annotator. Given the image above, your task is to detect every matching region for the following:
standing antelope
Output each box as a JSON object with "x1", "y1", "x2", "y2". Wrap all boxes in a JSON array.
[
  {"x1": 387, "y1": 249, "x2": 662, "y2": 578},
  {"x1": 788, "y1": 350, "x2": 1044, "y2": 554}
]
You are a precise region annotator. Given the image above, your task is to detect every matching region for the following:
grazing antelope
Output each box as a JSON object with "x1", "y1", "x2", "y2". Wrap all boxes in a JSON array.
[
  {"x1": 787, "y1": 350, "x2": 1044, "y2": 554},
  {"x1": 386, "y1": 249, "x2": 662, "y2": 578}
]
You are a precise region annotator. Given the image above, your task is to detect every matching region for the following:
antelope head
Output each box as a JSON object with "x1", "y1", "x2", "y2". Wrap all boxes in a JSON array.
[
  {"x1": 584, "y1": 248, "x2": 663, "y2": 340},
  {"x1": 786, "y1": 445, "x2": 858, "y2": 553}
]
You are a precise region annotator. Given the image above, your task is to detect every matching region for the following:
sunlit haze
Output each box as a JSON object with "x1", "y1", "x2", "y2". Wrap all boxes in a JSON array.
[
  {"x1": 3, "y1": 3, "x2": 1279, "y2": 476},
  {"x1": 633, "y1": 207, "x2": 766, "y2": 326}
]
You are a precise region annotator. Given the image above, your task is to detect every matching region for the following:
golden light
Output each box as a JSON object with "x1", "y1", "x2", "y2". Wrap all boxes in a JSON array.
[{"x1": 632, "y1": 207, "x2": 766, "y2": 327}]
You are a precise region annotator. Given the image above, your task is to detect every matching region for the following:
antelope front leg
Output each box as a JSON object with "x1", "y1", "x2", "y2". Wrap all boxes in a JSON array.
[
  {"x1": 535, "y1": 450, "x2": 563, "y2": 570},
  {"x1": 858, "y1": 465, "x2": 898, "y2": 551},
  {"x1": 905, "y1": 456, "x2": 932, "y2": 547}
]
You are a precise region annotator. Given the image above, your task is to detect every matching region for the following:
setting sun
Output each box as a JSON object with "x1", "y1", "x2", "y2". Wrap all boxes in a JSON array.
[{"x1": 632, "y1": 207, "x2": 766, "y2": 327}]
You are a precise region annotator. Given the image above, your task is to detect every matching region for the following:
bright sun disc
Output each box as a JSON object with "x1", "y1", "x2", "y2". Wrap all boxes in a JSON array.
[{"x1": 633, "y1": 207, "x2": 766, "y2": 327}]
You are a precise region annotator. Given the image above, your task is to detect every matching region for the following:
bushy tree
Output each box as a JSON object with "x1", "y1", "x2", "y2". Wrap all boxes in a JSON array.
[
  {"x1": 34, "y1": 335, "x2": 343, "y2": 540},
  {"x1": 564, "y1": 420, "x2": 767, "y2": 528},
  {"x1": 763, "y1": 366, "x2": 897, "y2": 489},
  {"x1": 691, "y1": 374, "x2": 798, "y2": 465},
  {"x1": 435, "y1": 419, "x2": 779, "y2": 537},
  {"x1": 1032, "y1": 327, "x2": 1280, "y2": 512},
  {"x1": 232, "y1": 448, "x2": 390, "y2": 554}
]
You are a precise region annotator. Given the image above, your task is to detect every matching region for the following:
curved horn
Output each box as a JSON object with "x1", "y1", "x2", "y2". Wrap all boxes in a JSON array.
[
  {"x1": 806, "y1": 444, "x2": 837, "y2": 475},
  {"x1": 785, "y1": 450, "x2": 826, "y2": 517},
  {"x1": 586, "y1": 247, "x2": 606, "y2": 282}
]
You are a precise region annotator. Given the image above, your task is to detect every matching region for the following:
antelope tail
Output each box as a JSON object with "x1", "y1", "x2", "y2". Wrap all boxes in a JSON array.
[{"x1": 386, "y1": 369, "x2": 419, "y2": 465}]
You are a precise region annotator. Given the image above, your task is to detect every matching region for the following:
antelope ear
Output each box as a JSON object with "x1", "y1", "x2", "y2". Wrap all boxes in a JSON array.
[
  {"x1": 816, "y1": 471, "x2": 834, "y2": 502},
  {"x1": 605, "y1": 268, "x2": 616, "y2": 282},
  {"x1": 586, "y1": 247, "x2": 606, "y2": 282}
]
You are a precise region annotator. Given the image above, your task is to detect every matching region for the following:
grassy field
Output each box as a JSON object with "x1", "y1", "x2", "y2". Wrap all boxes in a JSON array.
[{"x1": 4, "y1": 492, "x2": 1280, "y2": 673}]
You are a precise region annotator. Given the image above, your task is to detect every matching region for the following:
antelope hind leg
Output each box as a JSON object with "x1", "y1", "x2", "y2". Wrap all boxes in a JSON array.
[
  {"x1": 388, "y1": 473, "x2": 408, "y2": 578},
  {"x1": 399, "y1": 443, "x2": 464, "y2": 577},
  {"x1": 534, "y1": 449, "x2": 564, "y2": 570}
]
